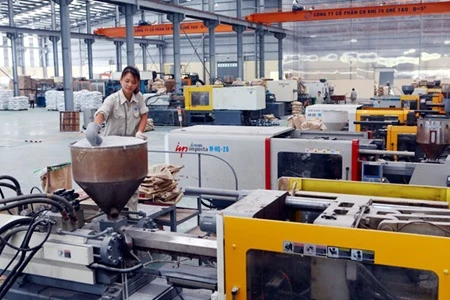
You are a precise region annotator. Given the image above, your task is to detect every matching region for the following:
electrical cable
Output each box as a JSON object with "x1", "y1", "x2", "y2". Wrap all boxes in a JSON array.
[
  {"x1": 0, "y1": 188, "x2": 13, "y2": 215},
  {"x1": 0, "y1": 219, "x2": 53, "y2": 298},
  {"x1": 0, "y1": 199, "x2": 65, "y2": 216},
  {"x1": 29, "y1": 186, "x2": 42, "y2": 194},
  {"x1": 88, "y1": 262, "x2": 144, "y2": 274},
  {"x1": 0, "y1": 176, "x2": 22, "y2": 195}
]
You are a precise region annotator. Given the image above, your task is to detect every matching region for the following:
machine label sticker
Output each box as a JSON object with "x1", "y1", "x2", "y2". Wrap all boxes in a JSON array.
[
  {"x1": 305, "y1": 148, "x2": 341, "y2": 154},
  {"x1": 284, "y1": 241, "x2": 375, "y2": 263},
  {"x1": 351, "y1": 249, "x2": 375, "y2": 263},
  {"x1": 327, "y1": 246, "x2": 351, "y2": 259},
  {"x1": 283, "y1": 241, "x2": 326, "y2": 257},
  {"x1": 175, "y1": 142, "x2": 230, "y2": 157},
  {"x1": 57, "y1": 249, "x2": 71, "y2": 259}
]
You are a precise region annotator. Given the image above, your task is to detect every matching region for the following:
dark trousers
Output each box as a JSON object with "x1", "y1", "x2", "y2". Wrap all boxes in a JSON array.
[{"x1": 30, "y1": 101, "x2": 35, "y2": 108}]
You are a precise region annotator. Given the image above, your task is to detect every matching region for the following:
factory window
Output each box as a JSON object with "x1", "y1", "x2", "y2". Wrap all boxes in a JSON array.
[
  {"x1": 277, "y1": 152, "x2": 343, "y2": 180},
  {"x1": 190, "y1": 91, "x2": 210, "y2": 107},
  {"x1": 246, "y1": 250, "x2": 438, "y2": 300}
]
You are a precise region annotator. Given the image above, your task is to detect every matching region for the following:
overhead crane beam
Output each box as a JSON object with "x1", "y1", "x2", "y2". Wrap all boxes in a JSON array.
[
  {"x1": 0, "y1": 25, "x2": 166, "y2": 45},
  {"x1": 246, "y1": 1, "x2": 450, "y2": 24},
  {"x1": 94, "y1": 22, "x2": 238, "y2": 37},
  {"x1": 95, "y1": 0, "x2": 286, "y2": 34}
]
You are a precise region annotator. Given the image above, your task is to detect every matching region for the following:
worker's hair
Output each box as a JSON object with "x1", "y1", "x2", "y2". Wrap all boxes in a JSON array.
[{"x1": 121, "y1": 66, "x2": 141, "y2": 94}]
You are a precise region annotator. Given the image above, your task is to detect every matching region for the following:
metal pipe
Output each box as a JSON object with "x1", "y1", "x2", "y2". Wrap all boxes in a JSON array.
[
  {"x1": 259, "y1": 29, "x2": 265, "y2": 78},
  {"x1": 235, "y1": 26, "x2": 244, "y2": 80},
  {"x1": 7, "y1": 0, "x2": 19, "y2": 96},
  {"x1": 57, "y1": 227, "x2": 113, "y2": 239},
  {"x1": 50, "y1": 0, "x2": 59, "y2": 77},
  {"x1": 125, "y1": 4, "x2": 135, "y2": 66},
  {"x1": 115, "y1": 41, "x2": 123, "y2": 71},
  {"x1": 206, "y1": 21, "x2": 217, "y2": 83},
  {"x1": 85, "y1": 0, "x2": 94, "y2": 79},
  {"x1": 59, "y1": 0, "x2": 74, "y2": 111},
  {"x1": 141, "y1": 44, "x2": 148, "y2": 71},
  {"x1": 184, "y1": 187, "x2": 241, "y2": 198},
  {"x1": 359, "y1": 149, "x2": 416, "y2": 157}
]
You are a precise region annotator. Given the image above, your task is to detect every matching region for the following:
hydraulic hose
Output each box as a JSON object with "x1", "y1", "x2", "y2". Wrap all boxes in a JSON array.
[
  {"x1": 0, "y1": 199, "x2": 67, "y2": 220},
  {"x1": 0, "y1": 176, "x2": 22, "y2": 195},
  {"x1": 89, "y1": 263, "x2": 143, "y2": 274},
  {"x1": 0, "y1": 194, "x2": 76, "y2": 220}
]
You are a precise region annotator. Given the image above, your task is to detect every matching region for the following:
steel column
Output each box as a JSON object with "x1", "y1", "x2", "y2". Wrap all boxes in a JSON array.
[
  {"x1": 120, "y1": 4, "x2": 137, "y2": 67},
  {"x1": 19, "y1": 35, "x2": 26, "y2": 74},
  {"x1": 235, "y1": 0, "x2": 243, "y2": 79},
  {"x1": 7, "y1": 0, "x2": 19, "y2": 96},
  {"x1": 233, "y1": 25, "x2": 245, "y2": 80},
  {"x1": 258, "y1": 29, "x2": 265, "y2": 78},
  {"x1": 157, "y1": 44, "x2": 164, "y2": 73},
  {"x1": 237, "y1": 0, "x2": 242, "y2": 18},
  {"x1": 274, "y1": 33, "x2": 286, "y2": 80},
  {"x1": 140, "y1": 43, "x2": 148, "y2": 71},
  {"x1": 85, "y1": 0, "x2": 94, "y2": 79},
  {"x1": 50, "y1": 0, "x2": 59, "y2": 77},
  {"x1": 204, "y1": 20, "x2": 218, "y2": 83},
  {"x1": 40, "y1": 37, "x2": 48, "y2": 78},
  {"x1": 2, "y1": 36, "x2": 8, "y2": 67},
  {"x1": 54, "y1": 0, "x2": 74, "y2": 111},
  {"x1": 114, "y1": 41, "x2": 123, "y2": 71},
  {"x1": 167, "y1": 12, "x2": 184, "y2": 92}
]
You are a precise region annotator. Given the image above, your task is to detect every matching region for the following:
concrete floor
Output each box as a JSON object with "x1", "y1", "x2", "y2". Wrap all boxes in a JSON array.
[{"x1": 0, "y1": 107, "x2": 174, "y2": 196}]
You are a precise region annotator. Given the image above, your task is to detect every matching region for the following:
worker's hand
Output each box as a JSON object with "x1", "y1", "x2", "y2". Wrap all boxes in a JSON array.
[
  {"x1": 135, "y1": 131, "x2": 148, "y2": 141},
  {"x1": 85, "y1": 122, "x2": 103, "y2": 146}
]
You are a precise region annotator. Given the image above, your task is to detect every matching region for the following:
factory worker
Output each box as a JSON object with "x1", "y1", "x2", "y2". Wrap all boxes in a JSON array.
[
  {"x1": 85, "y1": 65, "x2": 149, "y2": 211},
  {"x1": 316, "y1": 91, "x2": 324, "y2": 104},
  {"x1": 350, "y1": 88, "x2": 357, "y2": 104}
]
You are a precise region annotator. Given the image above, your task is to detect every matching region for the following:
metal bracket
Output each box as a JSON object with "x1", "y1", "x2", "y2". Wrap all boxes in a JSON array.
[
  {"x1": 84, "y1": 38, "x2": 95, "y2": 45},
  {"x1": 51, "y1": 0, "x2": 73, "y2": 5},
  {"x1": 167, "y1": 13, "x2": 185, "y2": 23},
  {"x1": 119, "y1": 3, "x2": 138, "y2": 16},
  {"x1": 204, "y1": 20, "x2": 219, "y2": 29},
  {"x1": 232, "y1": 25, "x2": 246, "y2": 34},
  {"x1": 274, "y1": 32, "x2": 286, "y2": 40}
]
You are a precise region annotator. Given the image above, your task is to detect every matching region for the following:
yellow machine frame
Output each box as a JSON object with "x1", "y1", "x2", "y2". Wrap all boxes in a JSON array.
[
  {"x1": 400, "y1": 94, "x2": 419, "y2": 109},
  {"x1": 183, "y1": 85, "x2": 224, "y2": 111},
  {"x1": 355, "y1": 108, "x2": 410, "y2": 132},
  {"x1": 277, "y1": 177, "x2": 450, "y2": 202},
  {"x1": 223, "y1": 178, "x2": 450, "y2": 299},
  {"x1": 224, "y1": 216, "x2": 450, "y2": 299},
  {"x1": 386, "y1": 124, "x2": 417, "y2": 153}
]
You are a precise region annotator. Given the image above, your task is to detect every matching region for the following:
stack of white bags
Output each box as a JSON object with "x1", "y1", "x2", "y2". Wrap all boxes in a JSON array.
[
  {"x1": 7, "y1": 96, "x2": 28, "y2": 111},
  {"x1": 0, "y1": 90, "x2": 13, "y2": 110},
  {"x1": 45, "y1": 90, "x2": 60, "y2": 110},
  {"x1": 45, "y1": 90, "x2": 103, "y2": 111}
]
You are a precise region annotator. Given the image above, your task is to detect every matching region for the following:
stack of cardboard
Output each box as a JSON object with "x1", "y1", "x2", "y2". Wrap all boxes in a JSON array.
[
  {"x1": 287, "y1": 114, "x2": 327, "y2": 130},
  {"x1": 9, "y1": 76, "x2": 36, "y2": 99},
  {"x1": 145, "y1": 118, "x2": 154, "y2": 132},
  {"x1": 138, "y1": 164, "x2": 184, "y2": 205},
  {"x1": 291, "y1": 101, "x2": 303, "y2": 115}
]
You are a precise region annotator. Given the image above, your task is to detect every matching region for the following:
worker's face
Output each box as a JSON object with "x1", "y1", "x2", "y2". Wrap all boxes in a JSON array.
[{"x1": 120, "y1": 73, "x2": 139, "y2": 96}]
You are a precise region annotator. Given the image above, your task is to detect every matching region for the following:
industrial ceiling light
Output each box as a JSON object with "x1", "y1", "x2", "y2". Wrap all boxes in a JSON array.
[
  {"x1": 444, "y1": 40, "x2": 450, "y2": 44},
  {"x1": 214, "y1": 2, "x2": 219, "y2": 8},
  {"x1": 350, "y1": 39, "x2": 357, "y2": 43},
  {"x1": 310, "y1": 35, "x2": 317, "y2": 38}
]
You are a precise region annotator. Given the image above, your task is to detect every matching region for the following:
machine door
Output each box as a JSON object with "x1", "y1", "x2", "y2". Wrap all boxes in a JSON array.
[
  {"x1": 246, "y1": 249, "x2": 438, "y2": 300},
  {"x1": 277, "y1": 152, "x2": 343, "y2": 180}
]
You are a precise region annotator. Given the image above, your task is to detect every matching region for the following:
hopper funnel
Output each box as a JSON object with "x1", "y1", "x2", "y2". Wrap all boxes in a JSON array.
[
  {"x1": 71, "y1": 137, "x2": 148, "y2": 219},
  {"x1": 416, "y1": 118, "x2": 450, "y2": 160}
]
